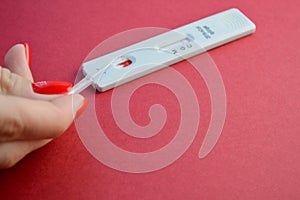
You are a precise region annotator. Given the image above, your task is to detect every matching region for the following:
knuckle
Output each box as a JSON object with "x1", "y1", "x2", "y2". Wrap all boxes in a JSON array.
[
  {"x1": 0, "y1": 66, "x2": 18, "y2": 94},
  {"x1": 0, "y1": 111, "x2": 24, "y2": 142}
]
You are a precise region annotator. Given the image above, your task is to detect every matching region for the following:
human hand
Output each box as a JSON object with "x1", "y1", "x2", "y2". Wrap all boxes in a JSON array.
[{"x1": 0, "y1": 43, "x2": 87, "y2": 169}]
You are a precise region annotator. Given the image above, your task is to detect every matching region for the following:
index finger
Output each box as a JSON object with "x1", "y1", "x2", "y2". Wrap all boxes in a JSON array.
[{"x1": 0, "y1": 94, "x2": 86, "y2": 142}]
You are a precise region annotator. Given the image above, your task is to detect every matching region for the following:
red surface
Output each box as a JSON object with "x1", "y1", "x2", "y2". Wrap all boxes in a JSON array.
[{"x1": 0, "y1": 1, "x2": 300, "y2": 199}]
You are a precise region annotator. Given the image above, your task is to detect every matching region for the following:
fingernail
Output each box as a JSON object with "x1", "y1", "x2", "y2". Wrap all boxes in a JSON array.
[
  {"x1": 23, "y1": 42, "x2": 31, "y2": 67},
  {"x1": 73, "y1": 95, "x2": 88, "y2": 118},
  {"x1": 32, "y1": 81, "x2": 73, "y2": 94}
]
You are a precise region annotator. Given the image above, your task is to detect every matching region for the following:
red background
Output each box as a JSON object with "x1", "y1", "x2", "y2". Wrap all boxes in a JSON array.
[{"x1": 1, "y1": 0, "x2": 300, "y2": 199}]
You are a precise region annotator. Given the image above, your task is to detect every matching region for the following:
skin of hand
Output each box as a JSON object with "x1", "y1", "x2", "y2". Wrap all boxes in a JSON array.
[{"x1": 0, "y1": 44, "x2": 86, "y2": 169}]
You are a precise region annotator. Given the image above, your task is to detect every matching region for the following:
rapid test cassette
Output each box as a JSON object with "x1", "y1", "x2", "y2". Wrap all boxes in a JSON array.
[{"x1": 69, "y1": 8, "x2": 255, "y2": 94}]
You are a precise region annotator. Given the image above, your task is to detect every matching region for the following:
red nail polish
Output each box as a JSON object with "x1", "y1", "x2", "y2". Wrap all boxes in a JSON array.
[
  {"x1": 32, "y1": 81, "x2": 73, "y2": 94},
  {"x1": 75, "y1": 98, "x2": 88, "y2": 118},
  {"x1": 23, "y1": 42, "x2": 31, "y2": 67}
]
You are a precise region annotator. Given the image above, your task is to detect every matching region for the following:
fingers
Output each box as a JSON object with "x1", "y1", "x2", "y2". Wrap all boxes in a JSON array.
[
  {"x1": 3, "y1": 44, "x2": 73, "y2": 98},
  {"x1": 0, "y1": 66, "x2": 68, "y2": 101},
  {"x1": 0, "y1": 66, "x2": 35, "y2": 97},
  {"x1": 0, "y1": 139, "x2": 51, "y2": 169},
  {"x1": 4, "y1": 43, "x2": 33, "y2": 82},
  {"x1": 0, "y1": 43, "x2": 87, "y2": 169},
  {"x1": 0, "y1": 94, "x2": 86, "y2": 142}
]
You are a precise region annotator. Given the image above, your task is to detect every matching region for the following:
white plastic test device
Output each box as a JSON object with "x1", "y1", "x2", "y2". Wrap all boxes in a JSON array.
[{"x1": 69, "y1": 8, "x2": 256, "y2": 94}]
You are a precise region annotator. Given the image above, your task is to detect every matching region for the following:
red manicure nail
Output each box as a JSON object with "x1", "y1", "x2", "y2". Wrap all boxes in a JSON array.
[
  {"x1": 32, "y1": 81, "x2": 73, "y2": 94},
  {"x1": 23, "y1": 42, "x2": 31, "y2": 67}
]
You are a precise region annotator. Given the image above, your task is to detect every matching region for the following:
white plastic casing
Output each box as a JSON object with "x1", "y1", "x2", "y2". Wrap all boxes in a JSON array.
[{"x1": 82, "y1": 8, "x2": 256, "y2": 92}]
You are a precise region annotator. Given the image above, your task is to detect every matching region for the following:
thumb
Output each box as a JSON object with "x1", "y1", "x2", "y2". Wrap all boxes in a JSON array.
[
  {"x1": 0, "y1": 66, "x2": 70, "y2": 101},
  {"x1": 0, "y1": 66, "x2": 34, "y2": 97},
  {"x1": 3, "y1": 43, "x2": 72, "y2": 98},
  {"x1": 4, "y1": 43, "x2": 33, "y2": 82}
]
